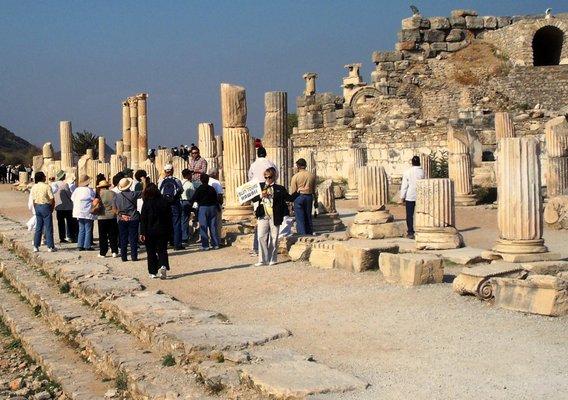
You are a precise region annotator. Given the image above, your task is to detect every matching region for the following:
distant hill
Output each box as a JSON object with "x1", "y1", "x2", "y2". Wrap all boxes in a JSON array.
[{"x1": 0, "y1": 125, "x2": 39, "y2": 165}]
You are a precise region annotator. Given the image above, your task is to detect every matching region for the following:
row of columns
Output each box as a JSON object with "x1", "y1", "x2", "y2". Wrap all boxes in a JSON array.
[{"x1": 121, "y1": 93, "x2": 148, "y2": 171}]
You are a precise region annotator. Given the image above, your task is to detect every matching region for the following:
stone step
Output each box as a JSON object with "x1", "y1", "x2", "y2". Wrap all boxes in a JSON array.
[
  {"x1": 0, "y1": 252, "x2": 217, "y2": 399},
  {"x1": 0, "y1": 278, "x2": 112, "y2": 399}
]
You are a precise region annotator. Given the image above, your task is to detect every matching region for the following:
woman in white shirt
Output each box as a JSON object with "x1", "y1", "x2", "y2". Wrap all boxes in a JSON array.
[{"x1": 71, "y1": 175, "x2": 97, "y2": 250}]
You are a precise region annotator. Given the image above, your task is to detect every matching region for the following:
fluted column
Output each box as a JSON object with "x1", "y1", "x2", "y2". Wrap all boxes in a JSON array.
[
  {"x1": 545, "y1": 116, "x2": 568, "y2": 197},
  {"x1": 357, "y1": 165, "x2": 389, "y2": 210},
  {"x1": 221, "y1": 83, "x2": 253, "y2": 220},
  {"x1": 59, "y1": 121, "x2": 73, "y2": 170},
  {"x1": 493, "y1": 137, "x2": 547, "y2": 255},
  {"x1": 171, "y1": 156, "x2": 187, "y2": 180},
  {"x1": 128, "y1": 97, "x2": 139, "y2": 170},
  {"x1": 448, "y1": 126, "x2": 476, "y2": 206},
  {"x1": 98, "y1": 136, "x2": 106, "y2": 162},
  {"x1": 494, "y1": 112, "x2": 515, "y2": 140},
  {"x1": 110, "y1": 155, "x2": 126, "y2": 179},
  {"x1": 317, "y1": 179, "x2": 336, "y2": 214},
  {"x1": 137, "y1": 93, "x2": 148, "y2": 164},
  {"x1": 415, "y1": 178, "x2": 463, "y2": 249},
  {"x1": 155, "y1": 148, "x2": 172, "y2": 173},
  {"x1": 122, "y1": 101, "x2": 131, "y2": 165},
  {"x1": 215, "y1": 135, "x2": 224, "y2": 182},
  {"x1": 198, "y1": 122, "x2": 218, "y2": 173},
  {"x1": 263, "y1": 92, "x2": 289, "y2": 187},
  {"x1": 418, "y1": 153, "x2": 431, "y2": 179},
  {"x1": 97, "y1": 162, "x2": 110, "y2": 180},
  {"x1": 141, "y1": 159, "x2": 159, "y2": 184},
  {"x1": 345, "y1": 147, "x2": 366, "y2": 199},
  {"x1": 86, "y1": 159, "x2": 98, "y2": 188},
  {"x1": 116, "y1": 140, "x2": 124, "y2": 157}
]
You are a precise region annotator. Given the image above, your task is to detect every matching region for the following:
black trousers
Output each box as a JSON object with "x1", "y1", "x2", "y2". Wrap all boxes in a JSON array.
[
  {"x1": 145, "y1": 235, "x2": 169, "y2": 275},
  {"x1": 405, "y1": 200, "x2": 416, "y2": 235},
  {"x1": 98, "y1": 218, "x2": 119, "y2": 256},
  {"x1": 56, "y1": 210, "x2": 76, "y2": 242}
]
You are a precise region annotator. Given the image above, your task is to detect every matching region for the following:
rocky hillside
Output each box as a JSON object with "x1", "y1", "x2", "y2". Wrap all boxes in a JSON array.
[{"x1": 0, "y1": 125, "x2": 38, "y2": 165}]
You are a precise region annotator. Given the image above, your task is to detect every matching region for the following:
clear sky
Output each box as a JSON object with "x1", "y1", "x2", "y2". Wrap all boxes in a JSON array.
[{"x1": 0, "y1": 0, "x2": 564, "y2": 150}]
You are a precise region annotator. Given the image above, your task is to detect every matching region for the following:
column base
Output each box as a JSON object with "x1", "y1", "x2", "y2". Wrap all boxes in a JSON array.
[
  {"x1": 313, "y1": 213, "x2": 345, "y2": 233},
  {"x1": 492, "y1": 238, "x2": 548, "y2": 254},
  {"x1": 455, "y1": 194, "x2": 477, "y2": 206},
  {"x1": 353, "y1": 210, "x2": 393, "y2": 224},
  {"x1": 223, "y1": 205, "x2": 254, "y2": 222},
  {"x1": 344, "y1": 189, "x2": 358, "y2": 200},
  {"x1": 415, "y1": 226, "x2": 464, "y2": 250}
]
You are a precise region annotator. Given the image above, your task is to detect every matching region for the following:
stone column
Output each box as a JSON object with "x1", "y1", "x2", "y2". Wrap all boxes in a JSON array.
[
  {"x1": 415, "y1": 178, "x2": 463, "y2": 249},
  {"x1": 128, "y1": 97, "x2": 139, "y2": 170},
  {"x1": 264, "y1": 92, "x2": 289, "y2": 187},
  {"x1": 545, "y1": 116, "x2": 568, "y2": 197},
  {"x1": 18, "y1": 171, "x2": 29, "y2": 185},
  {"x1": 141, "y1": 159, "x2": 159, "y2": 184},
  {"x1": 303, "y1": 72, "x2": 318, "y2": 96},
  {"x1": 492, "y1": 137, "x2": 553, "y2": 260},
  {"x1": 345, "y1": 146, "x2": 366, "y2": 199},
  {"x1": 116, "y1": 140, "x2": 124, "y2": 156},
  {"x1": 136, "y1": 93, "x2": 148, "y2": 164},
  {"x1": 98, "y1": 136, "x2": 106, "y2": 162},
  {"x1": 110, "y1": 155, "x2": 126, "y2": 179},
  {"x1": 97, "y1": 162, "x2": 110, "y2": 181},
  {"x1": 314, "y1": 179, "x2": 344, "y2": 232},
  {"x1": 171, "y1": 156, "x2": 187, "y2": 180},
  {"x1": 122, "y1": 101, "x2": 131, "y2": 165},
  {"x1": 418, "y1": 153, "x2": 431, "y2": 179},
  {"x1": 155, "y1": 148, "x2": 172, "y2": 174},
  {"x1": 198, "y1": 122, "x2": 218, "y2": 173},
  {"x1": 494, "y1": 112, "x2": 515, "y2": 140},
  {"x1": 86, "y1": 149, "x2": 94, "y2": 159},
  {"x1": 59, "y1": 121, "x2": 73, "y2": 171},
  {"x1": 448, "y1": 125, "x2": 476, "y2": 206},
  {"x1": 42, "y1": 142, "x2": 54, "y2": 161},
  {"x1": 221, "y1": 83, "x2": 253, "y2": 220},
  {"x1": 215, "y1": 135, "x2": 224, "y2": 182}
]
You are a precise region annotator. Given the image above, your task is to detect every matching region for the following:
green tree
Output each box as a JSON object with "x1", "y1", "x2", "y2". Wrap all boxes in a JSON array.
[
  {"x1": 287, "y1": 113, "x2": 298, "y2": 138},
  {"x1": 72, "y1": 130, "x2": 98, "y2": 158}
]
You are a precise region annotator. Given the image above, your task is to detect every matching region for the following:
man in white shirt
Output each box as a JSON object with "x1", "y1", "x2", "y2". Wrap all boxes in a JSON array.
[
  {"x1": 400, "y1": 155, "x2": 425, "y2": 239},
  {"x1": 248, "y1": 147, "x2": 278, "y2": 183}
]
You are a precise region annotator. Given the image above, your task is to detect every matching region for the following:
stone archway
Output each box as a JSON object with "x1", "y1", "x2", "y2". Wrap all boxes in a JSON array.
[
  {"x1": 349, "y1": 87, "x2": 381, "y2": 113},
  {"x1": 532, "y1": 25, "x2": 564, "y2": 66}
]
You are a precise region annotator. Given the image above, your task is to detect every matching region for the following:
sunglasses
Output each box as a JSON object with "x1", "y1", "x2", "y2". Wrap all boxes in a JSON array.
[
  {"x1": 191, "y1": 151, "x2": 199, "y2": 154},
  {"x1": 264, "y1": 176, "x2": 274, "y2": 179}
]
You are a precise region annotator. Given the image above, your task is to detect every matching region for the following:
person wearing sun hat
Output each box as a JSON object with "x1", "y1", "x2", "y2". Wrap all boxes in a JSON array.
[
  {"x1": 96, "y1": 179, "x2": 119, "y2": 258},
  {"x1": 71, "y1": 174, "x2": 97, "y2": 250},
  {"x1": 112, "y1": 177, "x2": 142, "y2": 262},
  {"x1": 53, "y1": 170, "x2": 76, "y2": 243}
]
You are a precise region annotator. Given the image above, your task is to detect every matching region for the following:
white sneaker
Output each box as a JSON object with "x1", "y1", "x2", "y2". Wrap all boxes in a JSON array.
[
  {"x1": 48, "y1": 247, "x2": 57, "y2": 252},
  {"x1": 97, "y1": 254, "x2": 105, "y2": 258},
  {"x1": 269, "y1": 261, "x2": 277, "y2": 266},
  {"x1": 111, "y1": 253, "x2": 118, "y2": 258},
  {"x1": 148, "y1": 274, "x2": 158, "y2": 279},
  {"x1": 159, "y1": 266, "x2": 167, "y2": 280},
  {"x1": 254, "y1": 262, "x2": 265, "y2": 267},
  {"x1": 33, "y1": 247, "x2": 39, "y2": 253}
]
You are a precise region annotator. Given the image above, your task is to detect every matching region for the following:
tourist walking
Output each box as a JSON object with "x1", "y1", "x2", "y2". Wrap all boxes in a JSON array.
[
  {"x1": 113, "y1": 177, "x2": 142, "y2": 262},
  {"x1": 188, "y1": 173, "x2": 220, "y2": 250},
  {"x1": 251, "y1": 167, "x2": 292, "y2": 266},
  {"x1": 158, "y1": 164, "x2": 184, "y2": 250},
  {"x1": 140, "y1": 183, "x2": 172, "y2": 279},
  {"x1": 54, "y1": 170, "x2": 76, "y2": 243},
  {"x1": 290, "y1": 158, "x2": 316, "y2": 235},
  {"x1": 71, "y1": 175, "x2": 96, "y2": 251},
  {"x1": 188, "y1": 146, "x2": 207, "y2": 183},
  {"x1": 30, "y1": 171, "x2": 56, "y2": 252},
  {"x1": 180, "y1": 168, "x2": 196, "y2": 243},
  {"x1": 400, "y1": 155, "x2": 425, "y2": 239},
  {"x1": 96, "y1": 180, "x2": 119, "y2": 258}
]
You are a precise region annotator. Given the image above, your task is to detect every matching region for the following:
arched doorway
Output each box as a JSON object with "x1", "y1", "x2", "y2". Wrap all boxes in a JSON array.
[{"x1": 532, "y1": 26, "x2": 564, "y2": 66}]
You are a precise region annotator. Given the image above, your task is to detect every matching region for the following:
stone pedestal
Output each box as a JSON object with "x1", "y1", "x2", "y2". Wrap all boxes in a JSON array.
[
  {"x1": 415, "y1": 178, "x2": 463, "y2": 250},
  {"x1": 494, "y1": 112, "x2": 515, "y2": 139},
  {"x1": 314, "y1": 179, "x2": 344, "y2": 232},
  {"x1": 492, "y1": 137, "x2": 557, "y2": 262},
  {"x1": 448, "y1": 126, "x2": 476, "y2": 206},
  {"x1": 136, "y1": 93, "x2": 148, "y2": 165},
  {"x1": 128, "y1": 97, "x2": 139, "y2": 170},
  {"x1": 264, "y1": 92, "x2": 289, "y2": 187},
  {"x1": 345, "y1": 147, "x2": 366, "y2": 199},
  {"x1": 379, "y1": 253, "x2": 444, "y2": 286},
  {"x1": 545, "y1": 116, "x2": 568, "y2": 197},
  {"x1": 18, "y1": 171, "x2": 29, "y2": 185},
  {"x1": 122, "y1": 101, "x2": 131, "y2": 165},
  {"x1": 198, "y1": 122, "x2": 218, "y2": 173},
  {"x1": 59, "y1": 121, "x2": 73, "y2": 170},
  {"x1": 98, "y1": 136, "x2": 106, "y2": 162}
]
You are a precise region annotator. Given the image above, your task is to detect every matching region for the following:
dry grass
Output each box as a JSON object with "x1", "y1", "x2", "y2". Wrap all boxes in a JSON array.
[{"x1": 449, "y1": 41, "x2": 510, "y2": 86}]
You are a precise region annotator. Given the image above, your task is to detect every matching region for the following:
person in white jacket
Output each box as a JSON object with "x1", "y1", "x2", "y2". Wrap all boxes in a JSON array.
[{"x1": 400, "y1": 156, "x2": 424, "y2": 239}]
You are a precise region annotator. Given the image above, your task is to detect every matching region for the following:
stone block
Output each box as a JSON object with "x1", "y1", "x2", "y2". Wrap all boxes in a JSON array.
[
  {"x1": 372, "y1": 51, "x2": 403, "y2": 63},
  {"x1": 449, "y1": 16, "x2": 466, "y2": 28},
  {"x1": 483, "y1": 16, "x2": 497, "y2": 29},
  {"x1": 452, "y1": 262, "x2": 527, "y2": 299},
  {"x1": 353, "y1": 210, "x2": 393, "y2": 224},
  {"x1": 430, "y1": 42, "x2": 448, "y2": 52},
  {"x1": 446, "y1": 41, "x2": 468, "y2": 52},
  {"x1": 397, "y1": 29, "x2": 421, "y2": 42},
  {"x1": 496, "y1": 17, "x2": 512, "y2": 28},
  {"x1": 465, "y1": 16, "x2": 484, "y2": 29},
  {"x1": 308, "y1": 241, "x2": 337, "y2": 269},
  {"x1": 395, "y1": 41, "x2": 417, "y2": 51},
  {"x1": 394, "y1": 60, "x2": 410, "y2": 70},
  {"x1": 415, "y1": 227, "x2": 463, "y2": 250},
  {"x1": 521, "y1": 261, "x2": 568, "y2": 276},
  {"x1": 401, "y1": 16, "x2": 421, "y2": 30},
  {"x1": 348, "y1": 221, "x2": 406, "y2": 240},
  {"x1": 450, "y1": 9, "x2": 478, "y2": 18},
  {"x1": 423, "y1": 29, "x2": 446, "y2": 43},
  {"x1": 377, "y1": 62, "x2": 394, "y2": 71},
  {"x1": 379, "y1": 253, "x2": 444, "y2": 286},
  {"x1": 492, "y1": 275, "x2": 568, "y2": 316},
  {"x1": 429, "y1": 17, "x2": 450, "y2": 30},
  {"x1": 334, "y1": 240, "x2": 398, "y2": 273},
  {"x1": 446, "y1": 29, "x2": 466, "y2": 42}
]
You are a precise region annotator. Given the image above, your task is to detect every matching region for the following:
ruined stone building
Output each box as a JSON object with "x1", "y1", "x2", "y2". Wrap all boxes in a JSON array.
[{"x1": 291, "y1": 8, "x2": 568, "y2": 193}]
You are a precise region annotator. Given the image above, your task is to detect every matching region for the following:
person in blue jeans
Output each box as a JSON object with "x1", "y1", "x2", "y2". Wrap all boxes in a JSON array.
[
  {"x1": 290, "y1": 158, "x2": 316, "y2": 235},
  {"x1": 180, "y1": 168, "x2": 196, "y2": 243},
  {"x1": 188, "y1": 173, "x2": 220, "y2": 250},
  {"x1": 71, "y1": 175, "x2": 97, "y2": 251},
  {"x1": 158, "y1": 164, "x2": 184, "y2": 250},
  {"x1": 113, "y1": 177, "x2": 142, "y2": 262},
  {"x1": 29, "y1": 171, "x2": 56, "y2": 252}
]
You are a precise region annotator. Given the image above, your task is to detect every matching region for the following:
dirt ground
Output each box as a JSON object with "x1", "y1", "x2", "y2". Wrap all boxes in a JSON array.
[{"x1": 2, "y1": 184, "x2": 567, "y2": 400}]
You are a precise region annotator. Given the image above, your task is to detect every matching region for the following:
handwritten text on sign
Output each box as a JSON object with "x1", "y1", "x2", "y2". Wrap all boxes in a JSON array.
[{"x1": 236, "y1": 180, "x2": 262, "y2": 205}]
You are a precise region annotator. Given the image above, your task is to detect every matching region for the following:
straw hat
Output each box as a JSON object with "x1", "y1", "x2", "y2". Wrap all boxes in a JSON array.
[
  {"x1": 78, "y1": 174, "x2": 91, "y2": 187},
  {"x1": 117, "y1": 177, "x2": 133, "y2": 192},
  {"x1": 96, "y1": 180, "x2": 110, "y2": 189}
]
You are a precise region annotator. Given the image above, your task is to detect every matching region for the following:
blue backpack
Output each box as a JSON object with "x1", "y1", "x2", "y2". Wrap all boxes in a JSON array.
[{"x1": 160, "y1": 177, "x2": 181, "y2": 204}]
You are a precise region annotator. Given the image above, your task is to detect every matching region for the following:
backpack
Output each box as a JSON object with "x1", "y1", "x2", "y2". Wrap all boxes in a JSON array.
[{"x1": 160, "y1": 177, "x2": 181, "y2": 204}]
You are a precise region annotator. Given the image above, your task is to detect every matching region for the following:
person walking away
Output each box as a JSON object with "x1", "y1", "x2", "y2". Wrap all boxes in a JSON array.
[
  {"x1": 400, "y1": 155, "x2": 425, "y2": 239},
  {"x1": 113, "y1": 177, "x2": 142, "y2": 261},
  {"x1": 208, "y1": 169, "x2": 224, "y2": 242},
  {"x1": 251, "y1": 167, "x2": 292, "y2": 266},
  {"x1": 188, "y1": 146, "x2": 207, "y2": 184},
  {"x1": 96, "y1": 180, "x2": 119, "y2": 258},
  {"x1": 54, "y1": 170, "x2": 76, "y2": 243},
  {"x1": 188, "y1": 173, "x2": 220, "y2": 251},
  {"x1": 290, "y1": 158, "x2": 316, "y2": 235},
  {"x1": 71, "y1": 175, "x2": 96, "y2": 251},
  {"x1": 140, "y1": 183, "x2": 172, "y2": 279},
  {"x1": 30, "y1": 171, "x2": 56, "y2": 252},
  {"x1": 180, "y1": 168, "x2": 196, "y2": 244},
  {"x1": 158, "y1": 164, "x2": 184, "y2": 250}
]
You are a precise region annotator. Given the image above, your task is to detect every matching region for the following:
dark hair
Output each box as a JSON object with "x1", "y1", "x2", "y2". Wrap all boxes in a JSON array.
[
  {"x1": 122, "y1": 168, "x2": 133, "y2": 178},
  {"x1": 182, "y1": 168, "x2": 191, "y2": 179},
  {"x1": 191, "y1": 146, "x2": 199, "y2": 153},
  {"x1": 257, "y1": 146, "x2": 267, "y2": 158},
  {"x1": 112, "y1": 172, "x2": 124, "y2": 187},
  {"x1": 134, "y1": 169, "x2": 147, "y2": 181},
  {"x1": 296, "y1": 158, "x2": 307, "y2": 168},
  {"x1": 265, "y1": 167, "x2": 277, "y2": 178},
  {"x1": 142, "y1": 182, "x2": 160, "y2": 200},
  {"x1": 200, "y1": 173, "x2": 209, "y2": 185},
  {"x1": 96, "y1": 173, "x2": 106, "y2": 185},
  {"x1": 34, "y1": 171, "x2": 46, "y2": 183},
  {"x1": 412, "y1": 156, "x2": 421, "y2": 166}
]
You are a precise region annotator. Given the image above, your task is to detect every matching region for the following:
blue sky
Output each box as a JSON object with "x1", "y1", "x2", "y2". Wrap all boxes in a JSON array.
[{"x1": 0, "y1": 0, "x2": 564, "y2": 149}]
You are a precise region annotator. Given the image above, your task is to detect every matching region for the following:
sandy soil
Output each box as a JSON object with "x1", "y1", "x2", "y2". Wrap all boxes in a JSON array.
[{"x1": 2, "y1": 184, "x2": 567, "y2": 400}]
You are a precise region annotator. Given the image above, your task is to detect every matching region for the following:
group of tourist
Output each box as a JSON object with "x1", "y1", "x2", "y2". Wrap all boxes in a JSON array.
[{"x1": 0, "y1": 163, "x2": 30, "y2": 184}]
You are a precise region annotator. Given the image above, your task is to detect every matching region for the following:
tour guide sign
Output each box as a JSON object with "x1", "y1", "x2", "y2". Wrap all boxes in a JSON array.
[{"x1": 236, "y1": 179, "x2": 262, "y2": 205}]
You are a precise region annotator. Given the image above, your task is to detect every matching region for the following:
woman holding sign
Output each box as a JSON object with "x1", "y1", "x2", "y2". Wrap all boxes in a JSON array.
[{"x1": 251, "y1": 167, "x2": 293, "y2": 266}]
